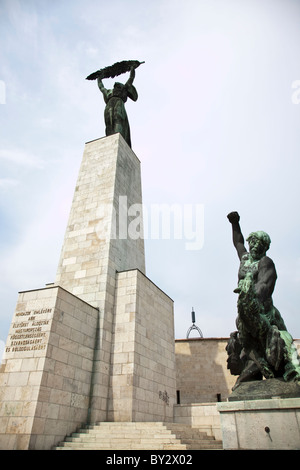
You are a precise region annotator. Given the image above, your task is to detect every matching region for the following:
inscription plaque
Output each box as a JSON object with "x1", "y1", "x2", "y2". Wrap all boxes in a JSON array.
[{"x1": 5, "y1": 308, "x2": 53, "y2": 355}]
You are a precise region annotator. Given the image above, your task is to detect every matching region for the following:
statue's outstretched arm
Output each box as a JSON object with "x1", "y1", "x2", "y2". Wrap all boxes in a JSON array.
[
  {"x1": 227, "y1": 212, "x2": 247, "y2": 260},
  {"x1": 125, "y1": 67, "x2": 135, "y2": 87},
  {"x1": 97, "y1": 77, "x2": 109, "y2": 101}
]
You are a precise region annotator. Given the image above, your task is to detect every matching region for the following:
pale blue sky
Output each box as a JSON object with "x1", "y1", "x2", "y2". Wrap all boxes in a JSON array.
[{"x1": 1, "y1": 0, "x2": 300, "y2": 359}]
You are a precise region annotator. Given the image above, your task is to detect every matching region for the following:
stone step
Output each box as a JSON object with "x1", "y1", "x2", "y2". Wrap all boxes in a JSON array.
[
  {"x1": 54, "y1": 421, "x2": 223, "y2": 450},
  {"x1": 81, "y1": 423, "x2": 214, "y2": 438},
  {"x1": 76, "y1": 427, "x2": 176, "y2": 434},
  {"x1": 65, "y1": 436, "x2": 181, "y2": 444},
  {"x1": 85, "y1": 422, "x2": 170, "y2": 430},
  {"x1": 56, "y1": 442, "x2": 222, "y2": 450},
  {"x1": 56, "y1": 444, "x2": 189, "y2": 450},
  {"x1": 165, "y1": 424, "x2": 215, "y2": 440},
  {"x1": 66, "y1": 433, "x2": 178, "y2": 442},
  {"x1": 56, "y1": 440, "x2": 188, "y2": 450},
  {"x1": 61, "y1": 438, "x2": 185, "y2": 445},
  {"x1": 184, "y1": 440, "x2": 223, "y2": 449},
  {"x1": 62, "y1": 437, "x2": 222, "y2": 448}
]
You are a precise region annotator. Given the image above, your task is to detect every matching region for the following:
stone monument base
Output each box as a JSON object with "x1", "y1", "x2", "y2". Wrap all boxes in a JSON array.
[
  {"x1": 0, "y1": 270, "x2": 175, "y2": 449},
  {"x1": 228, "y1": 377, "x2": 300, "y2": 401},
  {"x1": 218, "y1": 380, "x2": 300, "y2": 449}
]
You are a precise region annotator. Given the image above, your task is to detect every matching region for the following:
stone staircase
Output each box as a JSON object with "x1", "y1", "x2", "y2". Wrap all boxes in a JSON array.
[{"x1": 54, "y1": 422, "x2": 223, "y2": 450}]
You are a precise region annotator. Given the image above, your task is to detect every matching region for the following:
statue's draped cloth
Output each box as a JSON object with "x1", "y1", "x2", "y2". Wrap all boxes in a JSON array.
[{"x1": 102, "y1": 84, "x2": 137, "y2": 148}]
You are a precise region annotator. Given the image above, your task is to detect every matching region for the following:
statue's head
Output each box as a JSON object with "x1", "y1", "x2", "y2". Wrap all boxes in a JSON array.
[
  {"x1": 246, "y1": 231, "x2": 271, "y2": 260},
  {"x1": 114, "y1": 82, "x2": 124, "y2": 91},
  {"x1": 112, "y1": 82, "x2": 129, "y2": 102}
]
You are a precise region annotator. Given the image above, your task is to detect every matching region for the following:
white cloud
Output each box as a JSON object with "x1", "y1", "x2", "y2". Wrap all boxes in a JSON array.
[
  {"x1": 0, "y1": 148, "x2": 45, "y2": 169},
  {"x1": 4, "y1": 0, "x2": 38, "y2": 41},
  {"x1": 39, "y1": 117, "x2": 54, "y2": 129},
  {"x1": 0, "y1": 178, "x2": 19, "y2": 190}
]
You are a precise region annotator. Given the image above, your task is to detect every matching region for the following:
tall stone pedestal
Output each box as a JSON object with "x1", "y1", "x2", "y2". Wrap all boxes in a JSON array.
[
  {"x1": 54, "y1": 133, "x2": 147, "y2": 424},
  {"x1": 0, "y1": 134, "x2": 176, "y2": 449}
]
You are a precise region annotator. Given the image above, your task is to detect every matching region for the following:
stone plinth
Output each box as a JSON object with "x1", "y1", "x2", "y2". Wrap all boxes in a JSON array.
[
  {"x1": 55, "y1": 133, "x2": 145, "y2": 302},
  {"x1": 108, "y1": 269, "x2": 176, "y2": 422},
  {"x1": 228, "y1": 377, "x2": 300, "y2": 401},
  {"x1": 0, "y1": 286, "x2": 98, "y2": 450},
  {"x1": 218, "y1": 397, "x2": 300, "y2": 449},
  {"x1": 55, "y1": 133, "x2": 146, "y2": 423}
]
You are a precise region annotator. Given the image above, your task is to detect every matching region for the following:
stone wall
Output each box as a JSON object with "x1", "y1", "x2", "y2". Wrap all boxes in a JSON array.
[
  {"x1": 175, "y1": 338, "x2": 239, "y2": 403},
  {"x1": 174, "y1": 403, "x2": 222, "y2": 440}
]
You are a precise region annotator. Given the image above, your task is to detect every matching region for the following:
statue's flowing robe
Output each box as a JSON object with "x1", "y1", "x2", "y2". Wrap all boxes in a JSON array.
[{"x1": 102, "y1": 84, "x2": 137, "y2": 148}]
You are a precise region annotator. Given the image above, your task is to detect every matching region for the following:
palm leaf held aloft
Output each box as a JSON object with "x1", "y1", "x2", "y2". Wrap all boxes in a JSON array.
[{"x1": 86, "y1": 60, "x2": 145, "y2": 80}]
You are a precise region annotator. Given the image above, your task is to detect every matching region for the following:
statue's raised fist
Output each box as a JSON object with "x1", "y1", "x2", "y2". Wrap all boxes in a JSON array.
[{"x1": 227, "y1": 211, "x2": 240, "y2": 224}]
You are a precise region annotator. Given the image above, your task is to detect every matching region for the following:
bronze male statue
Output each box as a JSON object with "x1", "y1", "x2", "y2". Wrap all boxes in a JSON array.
[{"x1": 227, "y1": 211, "x2": 300, "y2": 390}]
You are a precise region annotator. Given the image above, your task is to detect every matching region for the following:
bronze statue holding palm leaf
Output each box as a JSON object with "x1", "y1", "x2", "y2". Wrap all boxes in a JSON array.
[{"x1": 86, "y1": 60, "x2": 145, "y2": 148}]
